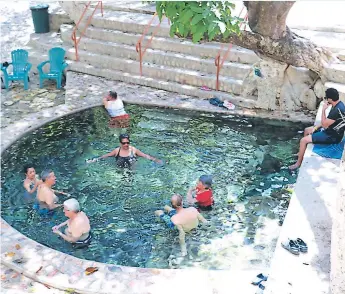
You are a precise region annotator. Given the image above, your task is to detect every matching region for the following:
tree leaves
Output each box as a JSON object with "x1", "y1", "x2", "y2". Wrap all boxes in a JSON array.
[
  {"x1": 191, "y1": 14, "x2": 204, "y2": 26},
  {"x1": 156, "y1": 1, "x2": 240, "y2": 43}
]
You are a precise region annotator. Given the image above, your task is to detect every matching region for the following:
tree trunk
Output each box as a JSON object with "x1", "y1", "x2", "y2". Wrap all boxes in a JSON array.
[
  {"x1": 222, "y1": 1, "x2": 334, "y2": 75},
  {"x1": 244, "y1": 1, "x2": 294, "y2": 40}
]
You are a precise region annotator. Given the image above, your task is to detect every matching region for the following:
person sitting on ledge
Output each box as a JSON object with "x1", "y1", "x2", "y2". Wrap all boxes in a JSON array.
[
  {"x1": 35, "y1": 170, "x2": 63, "y2": 214},
  {"x1": 155, "y1": 194, "x2": 208, "y2": 256},
  {"x1": 289, "y1": 88, "x2": 345, "y2": 170},
  {"x1": 103, "y1": 91, "x2": 130, "y2": 128},
  {"x1": 87, "y1": 133, "x2": 162, "y2": 168},
  {"x1": 187, "y1": 175, "x2": 214, "y2": 211},
  {"x1": 52, "y1": 198, "x2": 92, "y2": 247},
  {"x1": 23, "y1": 164, "x2": 42, "y2": 201}
]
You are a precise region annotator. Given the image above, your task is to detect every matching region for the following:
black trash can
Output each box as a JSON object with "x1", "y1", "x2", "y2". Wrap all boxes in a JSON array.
[{"x1": 30, "y1": 4, "x2": 50, "y2": 33}]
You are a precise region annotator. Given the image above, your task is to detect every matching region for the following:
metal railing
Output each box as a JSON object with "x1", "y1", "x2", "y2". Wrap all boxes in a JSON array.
[
  {"x1": 71, "y1": 1, "x2": 103, "y2": 61},
  {"x1": 136, "y1": 12, "x2": 166, "y2": 76},
  {"x1": 214, "y1": 8, "x2": 248, "y2": 91}
]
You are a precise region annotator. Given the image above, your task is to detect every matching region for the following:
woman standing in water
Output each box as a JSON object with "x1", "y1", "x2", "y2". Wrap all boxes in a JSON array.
[
  {"x1": 103, "y1": 91, "x2": 130, "y2": 129},
  {"x1": 87, "y1": 134, "x2": 162, "y2": 168}
]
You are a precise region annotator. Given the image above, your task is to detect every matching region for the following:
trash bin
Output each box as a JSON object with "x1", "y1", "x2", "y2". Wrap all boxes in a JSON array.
[{"x1": 30, "y1": 4, "x2": 50, "y2": 33}]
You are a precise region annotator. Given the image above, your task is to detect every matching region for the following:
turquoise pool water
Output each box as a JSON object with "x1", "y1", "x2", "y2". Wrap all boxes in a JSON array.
[{"x1": 1, "y1": 105, "x2": 303, "y2": 270}]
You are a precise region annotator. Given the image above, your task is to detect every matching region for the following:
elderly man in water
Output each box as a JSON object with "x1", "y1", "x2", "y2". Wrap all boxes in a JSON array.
[
  {"x1": 35, "y1": 170, "x2": 64, "y2": 213},
  {"x1": 52, "y1": 198, "x2": 92, "y2": 247},
  {"x1": 155, "y1": 194, "x2": 208, "y2": 256}
]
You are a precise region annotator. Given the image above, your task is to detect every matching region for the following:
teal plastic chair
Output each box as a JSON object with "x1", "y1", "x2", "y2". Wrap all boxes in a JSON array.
[
  {"x1": 1, "y1": 49, "x2": 32, "y2": 90},
  {"x1": 37, "y1": 47, "x2": 68, "y2": 89}
]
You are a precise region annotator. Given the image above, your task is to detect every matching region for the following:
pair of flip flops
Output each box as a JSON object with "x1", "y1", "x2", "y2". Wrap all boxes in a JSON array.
[
  {"x1": 281, "y1": 238, "x2": 308, "y2": 255},
  {"x1": 209, "y1": 97, "x2": 236, "y2": 110},
  {"x1": 251, "y1": 273, "x2": 268, "y2": 290}
]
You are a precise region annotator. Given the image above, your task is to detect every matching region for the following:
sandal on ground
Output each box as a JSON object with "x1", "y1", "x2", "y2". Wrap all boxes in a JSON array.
[
  {"x1": 258, "y1": 282, "x2": 265, "y2": 290},
  {"x1": 295, "y1": 238, "x2": 308, "y2": 253},
  {"x1": 200, "y1": 85, "x2": 212, "y2": 91},
  {"x1": 281, "y1": 239, "x2": 300, "y2": 255},
  {"x1": 209, "y1": 97, "x2": 224, "y2": 107},
  {"x1": 256, "y1": 273, "x2": 268, "y2": 281},
  {"x1": 223, "y1": 100, "x2": 236, "y2": 110}
]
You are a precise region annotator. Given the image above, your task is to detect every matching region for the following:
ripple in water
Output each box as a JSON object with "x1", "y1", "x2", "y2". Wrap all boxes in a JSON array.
[{"x1": 1, "y1": 105, "x2": 304, "y2": 270}]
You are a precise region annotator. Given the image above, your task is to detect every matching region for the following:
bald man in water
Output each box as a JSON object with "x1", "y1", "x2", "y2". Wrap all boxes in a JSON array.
[{"x1": 155, "y1": 194, "x2": 208, "y2": 256}]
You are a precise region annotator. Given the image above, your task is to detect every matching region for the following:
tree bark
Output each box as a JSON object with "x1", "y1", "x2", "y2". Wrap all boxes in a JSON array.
[
  {"x1": 222, "y1": 1, "x2": 334, "y2": 75},
  {"x1": 243, "y1": 1, "x2": 295, "y2": 40},
  {"x1": 220, "y1": 28, "x2": 332, "y2": 75}
]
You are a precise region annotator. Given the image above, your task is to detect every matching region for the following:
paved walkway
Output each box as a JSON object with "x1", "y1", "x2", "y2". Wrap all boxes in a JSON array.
[{"x1": 1, "y1": 263, "x2": 65, "y2": 294}]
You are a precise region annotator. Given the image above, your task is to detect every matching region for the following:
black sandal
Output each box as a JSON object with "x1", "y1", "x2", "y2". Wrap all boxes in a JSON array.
[
  {"x1": 281, "y1": 239, "x2": 300, "y2": 255},
  {"x1": 295, "y1": 238, "x2": 308, "y2": 253}
]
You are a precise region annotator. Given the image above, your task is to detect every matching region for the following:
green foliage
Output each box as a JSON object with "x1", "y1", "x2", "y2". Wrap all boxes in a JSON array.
[{"x1": 156, "y1": 1, "x2": 243, "y2": 43}]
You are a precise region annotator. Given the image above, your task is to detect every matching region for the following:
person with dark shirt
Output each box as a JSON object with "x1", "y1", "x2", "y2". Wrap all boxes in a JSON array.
[
  {"x1": 289, "y1": 88, "x2": 345, "y2": 170},
  {"x1": 187, "y1": 175, "x2": 214, "y2": 211}
]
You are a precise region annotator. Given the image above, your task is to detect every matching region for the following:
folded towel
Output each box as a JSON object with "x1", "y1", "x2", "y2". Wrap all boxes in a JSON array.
[{"x1": 312, "y1": 138, "x2": 345, "y2": 159}]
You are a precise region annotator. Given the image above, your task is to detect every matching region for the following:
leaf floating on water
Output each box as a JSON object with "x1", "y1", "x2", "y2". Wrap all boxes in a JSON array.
[
  {"x1": 5, "y1": 252, "x2": 15, "y2": 257},
  {"x1": 15, "y1": 244, "x2": 21, "y2": 250},
  {"x1": 85, "y1": 267, "x2": 99, "y2": 275}
]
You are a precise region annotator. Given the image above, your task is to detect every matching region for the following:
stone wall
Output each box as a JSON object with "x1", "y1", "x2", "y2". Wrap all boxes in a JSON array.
[
  {"x1": 331, "y1": 151, "x2": 345, "y2": 294},
  {"x1": 242, "y1": 57, "x2": 321, "y2": 111}
]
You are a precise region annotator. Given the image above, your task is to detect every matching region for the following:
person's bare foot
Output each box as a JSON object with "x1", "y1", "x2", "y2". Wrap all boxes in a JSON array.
[
  {"x1": 155, "y1": 210, "x2": 164, "y2": 217},
  {"x1": 289, "y1": 162, "x2": 300, "y2": 170}
]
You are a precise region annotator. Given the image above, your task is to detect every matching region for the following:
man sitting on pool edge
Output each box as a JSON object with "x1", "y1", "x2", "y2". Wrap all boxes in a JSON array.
[
  {"x1": 52, "y1": 198, "x2": 92, "y2": 247},
  {"x1": 187, "y1": 175, "x2": 214, "y2": 211},
  {"x1": 289, "y1": 88, "x2": 345, "y2": 170},
  {"x1": 155, "y1": 194, "x2": 208, "y2": 256}
]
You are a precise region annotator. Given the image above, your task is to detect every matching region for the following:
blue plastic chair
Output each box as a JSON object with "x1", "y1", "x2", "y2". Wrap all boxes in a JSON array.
[
  {"x1": 37, "y1": 47, "x2": 68, "y2": 89},
  {"x1": 1, "y1": 49, "x2": 32, "y2": 90}
]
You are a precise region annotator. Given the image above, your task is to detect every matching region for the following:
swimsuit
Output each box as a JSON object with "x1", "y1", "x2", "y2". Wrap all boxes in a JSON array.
[
  {"x1": 72, "y1": 232, "x2": 92, "y2": 248},
  {"x1": 160, "y1": 210, "x2": 177, "y2": 229},
  {"x1": 115, "y1": 147, "x2": 137, "y2": 168},
  {"x1": 33, "y1": 202, "x2": 54, "y2": 216},
  {"x1": 23, "y1": 182, "x2": 35, "y2": 201}
]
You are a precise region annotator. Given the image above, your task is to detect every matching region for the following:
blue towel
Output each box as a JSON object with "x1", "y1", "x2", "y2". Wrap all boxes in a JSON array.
[{"x1": 312, "y1": 138, "x2": 345, "y2": 159}]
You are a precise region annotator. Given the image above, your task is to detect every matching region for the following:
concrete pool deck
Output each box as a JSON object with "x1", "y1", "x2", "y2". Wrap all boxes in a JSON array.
[{"x1": 1, "y1": 72, "x2": 343, "y2": 294}]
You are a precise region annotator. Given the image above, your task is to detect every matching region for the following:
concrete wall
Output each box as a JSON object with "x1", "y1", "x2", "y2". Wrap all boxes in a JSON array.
[{"x1": 331, "y1": 150, "x2": 345, "y2": 294}]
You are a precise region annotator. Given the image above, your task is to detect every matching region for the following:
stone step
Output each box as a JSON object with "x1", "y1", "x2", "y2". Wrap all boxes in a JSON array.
[
  {"x1": 61, "y1": 24, "x2": 259, "y2": 65},
  {"x1": 323, "y1": 63, "x2": 345, "y2": 84},
  {"x1": 90, "y1": 1, "x2": 156, "y2": 15},
  {"x1": 67, "y1": 60, "x2": 257, "y2": 108},
  {"x1": 28, "y1": 33, "x2": 245, "y2": 94},
  {"x1": 324, "y1": 81, "x2": 345, "y2": 103},
  {"x1": 292, "y1": 29, "x2": 345, "y2": 53},
  {"x1": 73, "y1": 50, "x2": 244, "y2": 94},
  {"x1": 60, "y1": 27, "x2": 252, "y2": 79},
  {"x1": 25, "y1": 45, "x2": 257, "y2": 109}
]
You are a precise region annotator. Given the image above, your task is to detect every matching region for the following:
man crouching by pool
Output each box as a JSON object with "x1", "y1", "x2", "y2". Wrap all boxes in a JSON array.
[
  {"x1": 155, "y1": 194, "x2": 207, "y2": 256},
  {"x1": 52, "y1": 199, "x2": 92, "y2": 247}
]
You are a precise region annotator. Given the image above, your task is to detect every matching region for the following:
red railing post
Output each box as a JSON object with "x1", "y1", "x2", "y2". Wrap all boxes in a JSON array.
[
  {"x1": 214, "y1": 8, "x2": 248, "y2": 91},
  {"x1": 135, "y1": 12, "x2": 164, "y2": 76},
  {"x1": 215, "y1": 53, "x2": 221, "y2": 91},
  {"x1": 72, "y1": 31, "x2": 79, "y2": 61},
  {"x1": 136, "y1": 42, "x2": 143, "y2": 76},
  {"x1": 71, "y1": 1, "x2": 103, "y2": 62}
]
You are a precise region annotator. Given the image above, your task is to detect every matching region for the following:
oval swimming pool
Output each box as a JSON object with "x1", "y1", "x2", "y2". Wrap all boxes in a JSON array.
[{"x1": 1, "y1": 105, "x2": 303, "y2": 270}]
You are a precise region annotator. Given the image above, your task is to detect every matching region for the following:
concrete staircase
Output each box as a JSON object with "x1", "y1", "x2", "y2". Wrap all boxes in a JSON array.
[
  {"x1": 25, "y1": 1, "x2": 259, "y2": 108},
  {"x1": 27, "y1": 1, "x2": 345, "y2": 107}
]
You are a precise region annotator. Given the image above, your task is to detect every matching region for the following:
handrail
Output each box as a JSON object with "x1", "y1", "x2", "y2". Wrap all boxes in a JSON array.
[
  {"x1": 215, "y1": 8, "x2": 248, "y2": 91},
  {"x1": 71, "y1": 1, "x2": 103, "y2": 61},
  {"x1": 136, "y1": 12, "x2": 165, "y2": 76}
]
